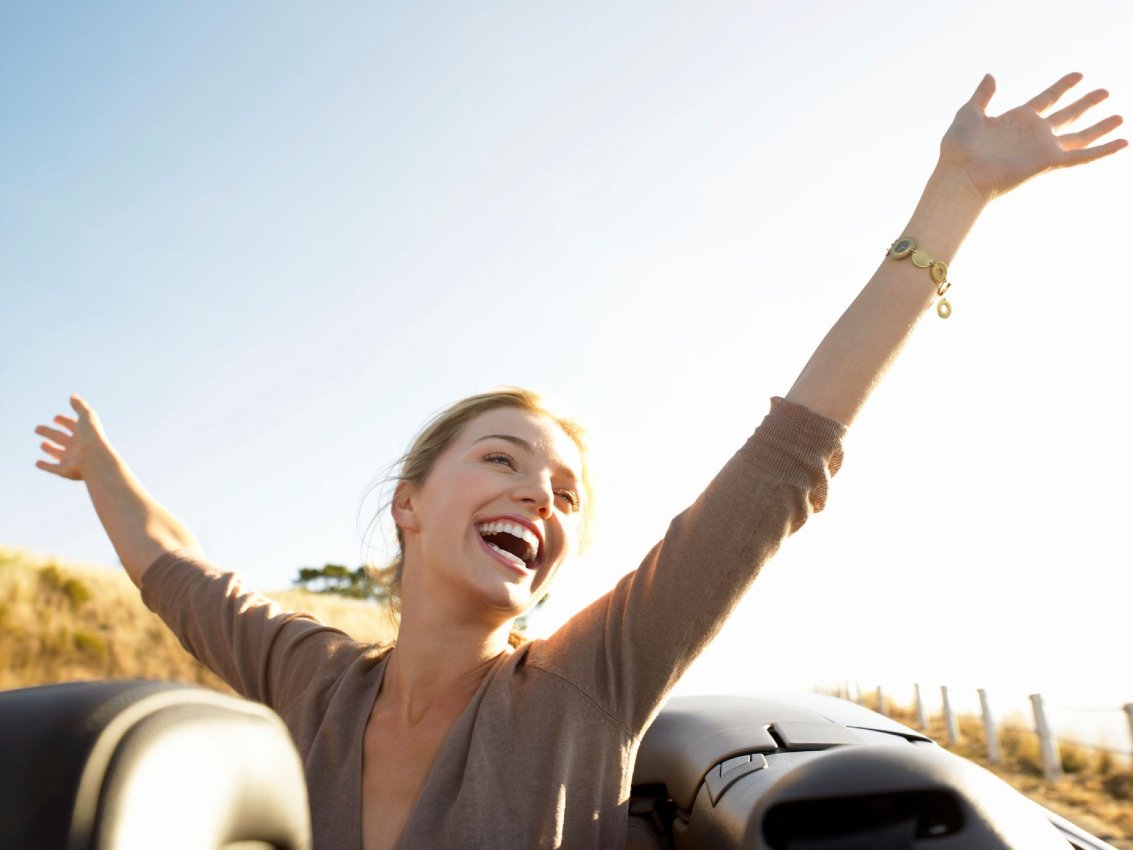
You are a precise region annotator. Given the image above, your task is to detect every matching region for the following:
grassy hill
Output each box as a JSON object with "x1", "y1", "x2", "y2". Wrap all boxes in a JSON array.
[{"x1": 0, "y1": 545, "x2": 396, "y2": 693}]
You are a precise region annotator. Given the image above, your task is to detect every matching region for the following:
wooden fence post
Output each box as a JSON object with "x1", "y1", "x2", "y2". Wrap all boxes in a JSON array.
[
  {"x1": 978, "y1": 688, "x2": 1001, "y2": 764},
  {"x1": 1030, "y1": 693, "x2": 1062, "y2": 782},
  {"x1": 942, "y1": 686, "x2": 959, "y2": 745},
  {"x1": 876, "y1": 685, "x2": 886, "y2": 716},
  {"x1": 914, "y1": 683, "x2": 926, "y2": 730}
]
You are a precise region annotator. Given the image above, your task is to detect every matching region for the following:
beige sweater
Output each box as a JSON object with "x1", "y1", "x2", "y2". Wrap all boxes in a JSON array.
[{"x1": 141, "y1": 398, "x2": 845, "y2": 849}]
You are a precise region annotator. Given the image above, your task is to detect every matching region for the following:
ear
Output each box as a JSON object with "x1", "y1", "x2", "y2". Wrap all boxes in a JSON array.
[{"x1": 391, "y1": 482, "x2": 420, "y2": 533}]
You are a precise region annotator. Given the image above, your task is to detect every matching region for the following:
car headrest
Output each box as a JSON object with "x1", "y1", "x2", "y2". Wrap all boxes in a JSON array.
[{"x1": 0, "y1": 679, "x2": 311, "y2": 850}]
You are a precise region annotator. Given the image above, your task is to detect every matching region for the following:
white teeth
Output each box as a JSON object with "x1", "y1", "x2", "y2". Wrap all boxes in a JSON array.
[{"x1": 476, "y1": 520, "x2": 540, "y2": 562}]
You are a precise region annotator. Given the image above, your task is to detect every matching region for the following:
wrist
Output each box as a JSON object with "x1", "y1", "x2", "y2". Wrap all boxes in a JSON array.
[
  {"x1": 80, "y1": 439, "x2": 129, "y2": 489},
  {"x1": 897, "y1": 163, "x2": 988, "y2": 267},
  {"x1": 928, "y1": 159, "x2": 993, "y2": 208}
]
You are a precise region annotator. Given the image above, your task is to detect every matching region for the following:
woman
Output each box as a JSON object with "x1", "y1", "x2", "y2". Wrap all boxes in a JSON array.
[{"x1": 35, "y1": 74, "x2": 1124, "y2": 850}]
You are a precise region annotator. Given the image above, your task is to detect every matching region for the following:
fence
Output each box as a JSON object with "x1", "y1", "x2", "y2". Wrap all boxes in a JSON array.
[{"x1": 827, "y1": 682, "x2": 1133, "y2": 783}]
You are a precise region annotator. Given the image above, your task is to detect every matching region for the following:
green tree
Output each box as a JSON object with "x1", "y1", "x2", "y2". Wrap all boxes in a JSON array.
[{"x1": 292, "y1": 564, "x2": 386, "y2": 602}]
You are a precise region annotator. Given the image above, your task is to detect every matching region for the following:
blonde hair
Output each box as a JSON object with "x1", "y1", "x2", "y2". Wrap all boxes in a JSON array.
[{"x1": 369, "y1": 388, "x2": 593, "y2": 644}]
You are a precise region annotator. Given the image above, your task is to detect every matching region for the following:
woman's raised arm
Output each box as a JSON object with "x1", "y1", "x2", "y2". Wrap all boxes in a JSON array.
[
  {"x1": 786, "y1": 72, "x2": 1125, "y2": 426},
  {"x1": 34, "y1": 394, "x2": 200, "y2": 586}
]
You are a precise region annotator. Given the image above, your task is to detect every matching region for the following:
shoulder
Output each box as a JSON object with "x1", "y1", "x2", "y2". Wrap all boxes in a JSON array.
[
  {"x1": 281, "y1": 642, "x2": 392, "y2": 752},
  {"x1": 499, "y1": 640, "x2": 637, "y2": 738}
]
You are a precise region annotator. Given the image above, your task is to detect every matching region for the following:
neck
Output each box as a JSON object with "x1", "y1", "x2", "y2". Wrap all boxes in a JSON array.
[{"x1": 380, "y1": 593, "x2": 515, "y2": 726}]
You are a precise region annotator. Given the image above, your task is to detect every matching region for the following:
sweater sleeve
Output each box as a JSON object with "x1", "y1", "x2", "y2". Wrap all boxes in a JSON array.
[
  {"x1": 528, "y1": 398, "x2": 846, "y2": 735},
  {"x1": 140, "y1": 550, "x2": 365, "y2": 715}
]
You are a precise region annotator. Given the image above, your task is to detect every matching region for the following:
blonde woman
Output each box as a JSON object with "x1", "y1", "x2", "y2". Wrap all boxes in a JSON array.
[{"x1": 35, "y1": 74, "x2": 1123, "y2": 850}]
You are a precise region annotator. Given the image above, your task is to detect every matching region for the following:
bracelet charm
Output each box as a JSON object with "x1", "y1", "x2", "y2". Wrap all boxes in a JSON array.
[{"x1": 888, "y1": 237, "x2": 952, "y2": 319}]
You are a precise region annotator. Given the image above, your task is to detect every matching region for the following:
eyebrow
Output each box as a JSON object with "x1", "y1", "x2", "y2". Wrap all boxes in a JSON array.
[
  {"x1": 472, "y1": 434, "x2": 580, "y2": 483},
  {"x1": 474, "y1": 434, "x2": 532, "y2": 451}
]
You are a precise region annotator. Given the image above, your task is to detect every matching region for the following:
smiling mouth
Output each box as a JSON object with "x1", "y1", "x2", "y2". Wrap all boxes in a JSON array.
[{"x1": 476, "y1": 520, "x2": 540, "y2": 570}]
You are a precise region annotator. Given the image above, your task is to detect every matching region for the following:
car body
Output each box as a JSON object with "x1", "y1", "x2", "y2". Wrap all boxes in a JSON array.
[{"x1": 629, "y1": 692, "x2": 1119, "y2": 849}]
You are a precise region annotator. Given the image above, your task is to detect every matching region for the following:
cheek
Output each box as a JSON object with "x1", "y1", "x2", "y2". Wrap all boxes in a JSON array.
[
  {"x1": 417, "y1": 466, "x2": 480, "y2": 526},
  {"x1": 563, "y1": 530, "x2": 580, "y2": 560},
  {"x1": 550, "y1": 522, "x2": 582, "y2": 566},
  {"x1": 566, "y1": 512, "x2": 586, "y2": 552}
]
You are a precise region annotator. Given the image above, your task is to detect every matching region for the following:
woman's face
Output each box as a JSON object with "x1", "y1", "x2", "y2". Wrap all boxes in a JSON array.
[{"x1": 393, "y1": 407, "x2": 586, "y2": 621}]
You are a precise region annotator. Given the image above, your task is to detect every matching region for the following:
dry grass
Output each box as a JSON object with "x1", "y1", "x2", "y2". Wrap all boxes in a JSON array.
[
  {"x1": 857, "y1": 691, "x2": 1133, "y2": 849},
  {"x1": 0, "y1": 546, "x2": 396, "y2": 695}
]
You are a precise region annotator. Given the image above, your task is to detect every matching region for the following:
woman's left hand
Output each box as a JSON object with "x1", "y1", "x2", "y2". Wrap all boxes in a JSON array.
[{"x1": 939, "y1": 72, "x2": 1125, "y2": 204}]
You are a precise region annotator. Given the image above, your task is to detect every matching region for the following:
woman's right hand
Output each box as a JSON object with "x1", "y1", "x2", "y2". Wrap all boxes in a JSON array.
[
  {"x1": 35, "y1": 395, "x2": 111, "y2": 482},
  {"x1": 35, "y1": 394, "x2": 200, "y2": 584}
]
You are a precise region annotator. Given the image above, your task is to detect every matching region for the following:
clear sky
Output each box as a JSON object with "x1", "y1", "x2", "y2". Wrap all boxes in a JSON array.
[{"x1": 3, "y1": 2, "x2": 1131, "y2": 734}]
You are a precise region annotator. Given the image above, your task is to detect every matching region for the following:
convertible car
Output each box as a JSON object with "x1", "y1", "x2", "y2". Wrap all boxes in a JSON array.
[{"x1": 0, "y1": 680, "x2": 1118, "y2": 849}]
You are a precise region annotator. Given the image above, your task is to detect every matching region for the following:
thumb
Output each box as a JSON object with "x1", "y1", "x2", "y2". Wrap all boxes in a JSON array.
[
  {"x1": 69, "y1": 394, "x2": 105, "y2": 434},
  {"x1": 70, "y1": 394, "x2": 92, "y2": 418},
  {"x1": 969, "y1": 73, "x2": 996, "y2": 112}
]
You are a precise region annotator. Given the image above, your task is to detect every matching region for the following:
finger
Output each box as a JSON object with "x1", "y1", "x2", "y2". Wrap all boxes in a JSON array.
[
  {"x1": 70, "y1": 394, "x2": 92, "y2": 418},
  {"x1": 968, "y1": 73, "x2": 996, "y2": 112},
  {"x1": 1025, "y1": 72, "x2": 1084, "y2": 113},
  {"x1": 1059, "y1": 137, "x2": 1128, "y2": 167},
  {"x1": 34, "y1": 458, "x2": 78, "y2": 480},
  {"x1": 53, "y1": 415, "x2": 78, "y2": 431},
  {"x1": 35, "y1": 425, "x2": 72, "y2": 445},
  {"x1": 1058, "y1": 114, "x2": 1124, "y2": 150},
  {"x1": 41, "y1": 442, "x2": 65, "y2": 460},
  {"x1": 1046, "y1": 89, "x2": 1110, "y2": 129}
]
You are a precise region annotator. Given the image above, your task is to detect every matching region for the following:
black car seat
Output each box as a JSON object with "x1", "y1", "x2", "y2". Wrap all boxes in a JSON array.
[{"x1": 0, "y1": 679, "x2": 310, "y2": 850}]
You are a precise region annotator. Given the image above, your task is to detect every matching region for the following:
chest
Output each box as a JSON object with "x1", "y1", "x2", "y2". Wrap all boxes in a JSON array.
[{"x1": 359, "y1": 709, "x2": 460, "y2": 850}]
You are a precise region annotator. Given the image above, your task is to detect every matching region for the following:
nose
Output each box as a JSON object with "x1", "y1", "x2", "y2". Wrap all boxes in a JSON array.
[{"x1": 514, "y1": 471, "x2": 554, "y2": 519}]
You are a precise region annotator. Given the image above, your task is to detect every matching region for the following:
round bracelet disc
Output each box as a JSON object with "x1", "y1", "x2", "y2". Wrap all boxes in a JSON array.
[
  {"x1": 910, "y1": 248, "x2": 933, "y2": 268},
  {"x1": 890, "y1": 238, "x2": 915, "y2": 258}
]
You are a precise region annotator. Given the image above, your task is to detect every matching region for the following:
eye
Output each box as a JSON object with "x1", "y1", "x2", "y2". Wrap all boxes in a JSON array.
[
  {"x1": 483, "y1": 451, "x2": 517, "y2": 469},
  {"x1": 555, "y1": 489, "x2": 582, "y2": 513}
]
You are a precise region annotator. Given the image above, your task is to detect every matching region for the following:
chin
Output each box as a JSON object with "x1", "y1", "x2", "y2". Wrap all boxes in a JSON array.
[{"x1": 475, "y1": 583, "x2": 535, "y2": 621}]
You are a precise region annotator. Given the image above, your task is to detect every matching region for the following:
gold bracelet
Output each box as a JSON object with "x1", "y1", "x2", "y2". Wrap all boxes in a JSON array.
[{"x1": 888, "y1": 237, "x2": 952, "y2": 319}]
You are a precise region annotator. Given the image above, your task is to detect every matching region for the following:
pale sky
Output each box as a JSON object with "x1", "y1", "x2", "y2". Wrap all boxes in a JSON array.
[{"x1": 3, "y1": 2, "x2": 1131, "y2": 742}]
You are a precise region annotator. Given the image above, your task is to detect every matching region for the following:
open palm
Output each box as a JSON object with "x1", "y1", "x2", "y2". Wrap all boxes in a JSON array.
[
  {"x1": 941, "y1": 72, "x2": 1125, "y2": 202},
  {"x1": 35, "y1": 395, "x2": 106, "y2": 481}
]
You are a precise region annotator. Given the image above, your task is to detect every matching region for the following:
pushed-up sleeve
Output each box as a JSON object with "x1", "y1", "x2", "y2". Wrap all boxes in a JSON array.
[
  {"x1": 530, "y1": 398, "x2": 846, "y2": 735},
  {"x1": 140, "y1": 550, "x2": 362, "y2": 715}
]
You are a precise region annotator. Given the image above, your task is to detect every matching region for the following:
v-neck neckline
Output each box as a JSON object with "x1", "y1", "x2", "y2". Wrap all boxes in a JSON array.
[{"x1": 354, "y1": 647, "x2": 512, "y2": 850}]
